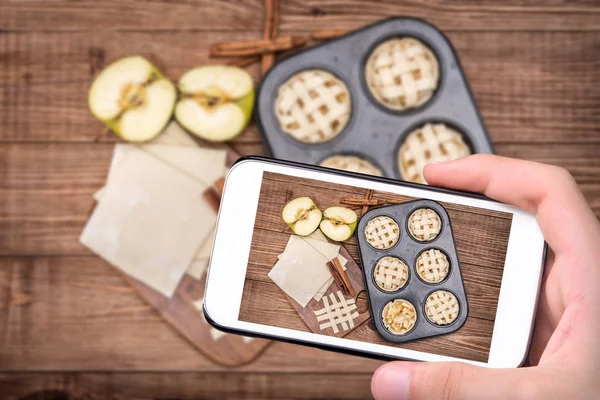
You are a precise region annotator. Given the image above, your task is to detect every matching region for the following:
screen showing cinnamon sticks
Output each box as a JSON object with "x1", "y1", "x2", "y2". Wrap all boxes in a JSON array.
[{"x1": 239, "y1": 172, "x2": 512, "y2": 362}]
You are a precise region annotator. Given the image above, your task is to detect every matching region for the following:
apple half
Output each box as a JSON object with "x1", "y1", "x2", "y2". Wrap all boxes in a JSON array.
[
  {"x1": 282, "y1": 197, "x2": 322, "y2": 236},
  {"x1": 175, "y1": 65, "x2": 254, "y2": 142},
  {"x1": 88, "y1": 56, "x2": 176, "y2": 142},
  {"x1": 320, "y1": 207, "x2": 358, "y2": 242}
]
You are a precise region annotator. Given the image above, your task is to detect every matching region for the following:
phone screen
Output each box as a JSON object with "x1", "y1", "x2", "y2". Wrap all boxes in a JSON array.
[{"x1": 236, "y1": 171, "x2": 513, "y2": 363}]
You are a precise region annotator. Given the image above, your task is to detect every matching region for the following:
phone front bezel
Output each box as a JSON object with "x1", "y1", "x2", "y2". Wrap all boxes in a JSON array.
[{"x1": 204, "y1": 157, "x2": 545, "y2": 368}]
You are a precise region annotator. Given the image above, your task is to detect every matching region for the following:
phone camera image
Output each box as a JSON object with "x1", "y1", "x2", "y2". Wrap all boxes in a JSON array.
[{"x1": 238, "y1": 171, "x2": 513, "y2": 363}]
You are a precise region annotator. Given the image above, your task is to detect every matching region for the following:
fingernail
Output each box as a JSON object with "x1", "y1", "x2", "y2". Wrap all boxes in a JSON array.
[{"x1": 373, "y1": 363, "x2": 410, "y2": 400}]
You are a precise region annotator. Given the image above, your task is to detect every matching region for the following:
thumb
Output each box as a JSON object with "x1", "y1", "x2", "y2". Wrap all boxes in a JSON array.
[{"x1": 371, "y1": 361, "x2": 540, "y2": 400}]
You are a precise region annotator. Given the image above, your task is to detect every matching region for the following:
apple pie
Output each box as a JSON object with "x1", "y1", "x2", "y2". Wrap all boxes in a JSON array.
[
  {"x1": 366, "y1": 38, "x2": 439, "y2": 111},
  {"x1": 398, "y1": 123, "x2": 472, "y2": 184},
  {"x1": 374, "y1": 256, "x2": 409, "y2": 292},
  {"x1": 320, "y1": 155, "x2": 383, "y2": 176},
  {"x1": 408, "y1": 208, "x2": 441, "y2": 241},
  {"x1": 275, "y1": 69, "x2": 351, "y2": 144},
  {"x1": 416, "y1": 248, "x2": 450, "y2": 284},
  {"x1": 382, "y1": 299, "x2": 417, "y2": 335},
  {"x1": 425, "y1": 290, "x2": 460, "y2": 325},
  {"x1": 365, "y1": 216, "x2": 400, "y2": 250}
]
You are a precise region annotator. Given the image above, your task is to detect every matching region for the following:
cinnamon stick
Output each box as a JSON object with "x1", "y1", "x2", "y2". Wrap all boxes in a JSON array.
[
  {"x1": 362, "y1": 189, "x2": 374, "y2": 215},
  {"x1": 228, "y1": 56, "x2": 261, "y2": 68},
  {"x1": 214, "y1": 177, "x2": 226, "y2": 195},
  {"x1": 203, "y1": 187, "x2": 221, "y2": 213},
  {"x1": 340, "y1": 197, "x2": 385, "y2": 206},
  {"x1": 261, "y1": 0, "x2": 279, "y2": 74},
  {"x1": 332, "y1": 257, "x2": 355, "y2": 297},
  {"x1": 385, "y1": 199, "x2": 405, "y2": 204},
  {"x1": 326, "y1": 261, "x2": 348, "y2": 296},
  {"x1": 210, "y1": 36, "x2": 306, "y2": 57},
  {"x1": 310, "y1": 29, "x2": 349, "y2": 41}
]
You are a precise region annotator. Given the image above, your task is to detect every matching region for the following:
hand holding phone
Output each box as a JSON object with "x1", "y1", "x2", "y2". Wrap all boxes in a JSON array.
[
  {"x1": 372, "y1": 155, "x2": 600, "y2": 400},
  {"x1": 206, "y1": 154, "x2": 550, "y2": 368}
]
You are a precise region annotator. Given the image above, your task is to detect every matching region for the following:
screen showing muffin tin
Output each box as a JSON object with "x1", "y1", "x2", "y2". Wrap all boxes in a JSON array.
[
  {"x1": 240, "y1": 172, "x2": 513, "y2": 362},
  {"x1": 356, "y1": 200, "x2": 468, "y2": 343},
  {"x1": 256, "y1": 17, "x2": 494, "y2": 183}
]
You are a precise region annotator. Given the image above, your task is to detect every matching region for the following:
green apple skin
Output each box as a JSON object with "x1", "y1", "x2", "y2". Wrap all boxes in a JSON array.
[
  {"x1": 282, "y1": 197, "x2": 322, "y2": 236},
  {"x1": 319, "y1": 207, "x2": 358, "y2": 241},
  {"x1": 88, "y1": 56, "x2": 176, "y2": 143},
  {"x1": 176, "y1": 89, "x2": 254, "y2": 142},
  {"x1": 174, "y1": 65, "x2": 255, "y2": 142}
]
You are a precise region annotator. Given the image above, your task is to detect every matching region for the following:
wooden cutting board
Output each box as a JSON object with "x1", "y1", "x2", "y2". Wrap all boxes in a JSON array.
[
  {"x1": 123, "y1": 270, "x2": 271, "y2": 367},
  {"x1": 96, "y1": 135, "x2": 271, "y2": 367},
  {"x1": 282, "y1": 243, "x2": 371, "y2": 338}
]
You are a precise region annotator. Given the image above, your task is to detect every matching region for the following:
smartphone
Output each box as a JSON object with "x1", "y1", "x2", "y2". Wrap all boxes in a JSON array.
[{"x1": 204, "y1": 157, "x2": 546, "y2": 368}]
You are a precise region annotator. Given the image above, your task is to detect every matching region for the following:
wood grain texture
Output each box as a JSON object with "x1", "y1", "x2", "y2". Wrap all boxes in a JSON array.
[
  {"x1": 0, "y1": 256, "x2": 384, "y2": 373},
  {"x1": 2, "y1": 1, "x2": 599, "y2": 32},
  {"x1": 1, "y1": 31, "x2": 599, "y2": 144},
  {"x1": 123, "y1": 271, "x2": 271, "y2": 367},
  {"x1": 0, "y1": 372, "x2": 374, "y2": 400},
  {"x1": 240, "y1": 173, "x2": 511, "y2": 362},
  {"x1": 1, "y1": 0, "x2": 600, "y2": 398}
]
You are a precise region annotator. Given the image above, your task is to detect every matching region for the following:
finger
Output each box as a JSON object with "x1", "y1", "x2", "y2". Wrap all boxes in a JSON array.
[
  {"x1": 423, "y1": 154, "x2": 600, "y2": 255},
  {"x1": 372, "y1": 361, "x2": 550, "y2": 400}
]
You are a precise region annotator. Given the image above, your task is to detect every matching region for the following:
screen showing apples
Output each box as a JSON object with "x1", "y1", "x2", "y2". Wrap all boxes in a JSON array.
[
  {"x1": 88, "y1": 57, "x2": 254, "y2": 143},
  {"x1": 282, "y1": 197, "x2": 357, "y2": 242}
]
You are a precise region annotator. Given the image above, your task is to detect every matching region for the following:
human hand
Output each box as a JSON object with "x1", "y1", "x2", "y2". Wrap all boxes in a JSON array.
[{"x1": 371, "y1": 154, "x2": 600, "y2": 400}]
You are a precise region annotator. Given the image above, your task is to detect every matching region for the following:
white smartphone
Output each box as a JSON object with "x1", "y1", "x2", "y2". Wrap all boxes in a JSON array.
[{"x1": 204, "y1": 157, "x2": 546, "y2": 368}]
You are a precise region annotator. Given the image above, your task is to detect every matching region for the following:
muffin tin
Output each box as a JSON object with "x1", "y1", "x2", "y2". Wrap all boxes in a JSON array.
[
  {"x1": 356, "y1": 199, "x2": 468, "y2": 343},
  {"x1": 256, "y1": 17, "x2": 494, "y2": 182}
]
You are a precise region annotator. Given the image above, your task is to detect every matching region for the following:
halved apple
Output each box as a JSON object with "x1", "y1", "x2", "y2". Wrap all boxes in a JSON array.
[
  {"x1": 282, "y1": 197, "x2": 322, "y2": 236},
  {"x1": 88, "y1": 56, "x2": 176, "y2": 142},
  {"x1": 175, "y1": 65, "x2": 254, "y2": 142},
  {"x1": 320, "y1": 207, "x2": 358, "y2": 242}
]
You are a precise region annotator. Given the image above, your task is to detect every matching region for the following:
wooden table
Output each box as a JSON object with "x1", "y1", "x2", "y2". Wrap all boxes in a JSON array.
[{"x1": 1, "y1": 1, "x2": 599, "y2": 398}]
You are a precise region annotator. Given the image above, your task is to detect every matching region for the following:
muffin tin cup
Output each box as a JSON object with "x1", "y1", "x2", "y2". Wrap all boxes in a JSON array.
[
  {"x1": 356, "y1": 199, "x2": 468, "y2": 343},
  {"x1": 256, "y1": 17, "x2": 494, "y2": 180}
]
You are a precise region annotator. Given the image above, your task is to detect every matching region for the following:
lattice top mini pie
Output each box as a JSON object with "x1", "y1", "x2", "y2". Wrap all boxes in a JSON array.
[
  {"x1": 382, "y1": 299, "x2": 417, "y2": 335},
  {"x1": 425, "y1": 290, "x2": 460, "y2": 325},
  {"x1": 320, "y1": 155, "x2": 383, "y2": 176},
  {"x1": 374, "y1": 256, "x2": 409, "y2": 292},
  {"x1": 408, "y1": 208, "x2": 441, "y2": 241},
  {"x1": 366, "y1": 38, "x2": 439, "y2": 111},
  {"x1": 416, "y1": 248, "x2": 450, "y2": 283},
  {"x1": 275, "y1": 69, "x2": 351, "y2": 144},
  {"x1": 365, "y1": 216, "x2": 400, "y2": 250},
  {"x1": 398, "y1": 123, "x2": 472, "y2": 184}
]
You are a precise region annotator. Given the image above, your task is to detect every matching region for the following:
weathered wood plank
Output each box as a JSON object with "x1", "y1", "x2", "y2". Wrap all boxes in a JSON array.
[
  {"x1": 0, "y1": 256, "x2": 384, "y2": 372},
  {"x1": 280, "y1": 1, "x2": 600, "y2": 32},
  {"x1": 1, "y1": 31, "x2": 599, "y2": 144},
  {"x1": 0, "y1": 372, "x2": 374, "y2": 400},
  {"x1": 1, "y1": 142, "x2": 599, "y2": 256},
  {"x1": 1, "y1": 0, "x2": 599, "y2": 32}
]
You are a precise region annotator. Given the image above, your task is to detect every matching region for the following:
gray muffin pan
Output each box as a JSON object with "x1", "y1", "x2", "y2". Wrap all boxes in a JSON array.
[
  {"x1": 256, "y1": 17, "x2": 494, "y2": 180},
  {"x1": 356, "y1": 199, "x2": 468, "y2": 343}
]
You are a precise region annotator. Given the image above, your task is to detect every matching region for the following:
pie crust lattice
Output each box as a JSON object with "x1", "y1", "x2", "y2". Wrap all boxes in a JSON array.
[
  {"x1": 416, "y1": 248, "x2": 450, "y2": 283},
  {"x1": 374, "y1": 256, "x2": 409, "y2": 292},
  {"x1": 382, "y1": 299, "x2": 417, "y2": 335},
  {"x1": 314, "y1": 290, "x2": 360, "y2": 334},
  {"x1": 408, "y1": 208, "x2": 441, "y2": 241},
  {"x1": 275, "y1": 69, "x2": 351, "y2": 144},
  {"x1": 425, "y1": 290, "x2": 460, "y2": 325},
  {"x1": 398, "y1": 123, "x2": 471, "y2": 184},
  {"x1": 320, "y1": 155, "x2": 383, "y2": 176},
  {"x1": 366, "y1": 38, "x2": 439, "y2": 111},
  {"x1": 365, "y1": 216, "x2": 400, "y2": 250}
]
